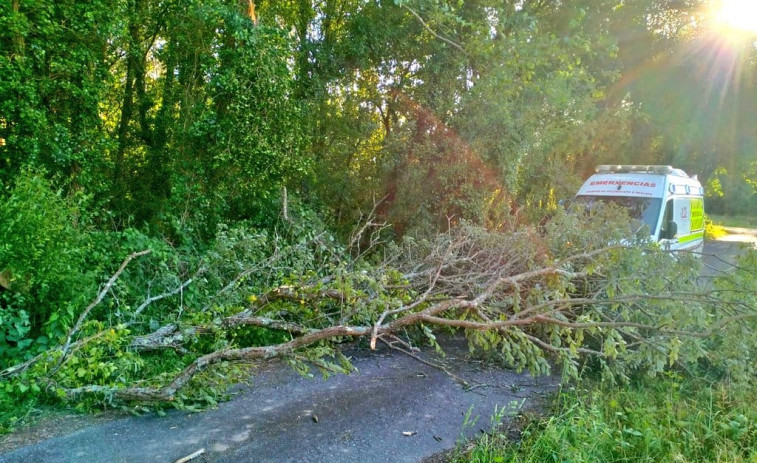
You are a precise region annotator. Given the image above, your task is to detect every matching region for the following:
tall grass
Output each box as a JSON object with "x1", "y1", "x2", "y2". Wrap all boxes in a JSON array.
[
  {"x1": 708, "y1": 214, "x2": 757, "y2": 230},
  {"x1": 454, "y1": 376, "x2": 757, "y2": 463}
]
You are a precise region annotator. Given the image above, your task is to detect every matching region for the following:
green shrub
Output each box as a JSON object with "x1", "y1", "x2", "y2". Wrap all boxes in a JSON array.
[
  {"x1": 0, "y1": 170, "x2": 90, "y2": 364},
  {"x1": 704, "y1": 215, "x2": 729, "y2": 240}
]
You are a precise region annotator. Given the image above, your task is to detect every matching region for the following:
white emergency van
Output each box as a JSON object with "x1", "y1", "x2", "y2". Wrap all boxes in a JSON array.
[{"x1": 574, "y1": 165, "x2": 705, "y2": 253}]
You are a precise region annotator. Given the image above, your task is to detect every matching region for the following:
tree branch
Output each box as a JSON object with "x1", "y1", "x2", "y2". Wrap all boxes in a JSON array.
[
  {"x1": 402, "y1": 4, "x2": 466, "y2": 54},
  {"x1": 58, "y1": 250, "x2": 151, "y2": 365}
]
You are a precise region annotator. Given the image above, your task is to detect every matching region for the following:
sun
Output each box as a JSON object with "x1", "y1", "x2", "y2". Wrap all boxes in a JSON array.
[{"x1": 713, "y1": 0, "x2": 757, "y2": 35}]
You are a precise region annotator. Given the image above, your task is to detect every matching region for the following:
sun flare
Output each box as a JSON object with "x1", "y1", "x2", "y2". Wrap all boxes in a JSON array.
[{"x1": 713, "y1": 0, "x2": 757, "y2": 34}]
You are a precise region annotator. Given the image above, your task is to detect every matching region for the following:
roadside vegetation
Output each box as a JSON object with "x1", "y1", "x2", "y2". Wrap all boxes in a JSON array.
[
  {"x1": 454, "y1": 247, "x2": 757, "y2": 463},
  {"x1": 2, "y1": 2, "x2": 757, "y2": 459},
  {"x1": 708, "y1": 214, "x2": 757, "y2": 230},
  {"x1": 705, "y1": 216, "x2": 729, "y2": 240},
  {"x1": 455, "y1": 376, "x2": 757, "y2": 463}
]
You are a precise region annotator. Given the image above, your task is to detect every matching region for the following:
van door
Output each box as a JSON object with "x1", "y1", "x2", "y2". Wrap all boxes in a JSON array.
[
  {"x1": 677, "y1": 197, "x2": 705, "y2": 252},
  {"x1": 659, "y1": 197, "x2": 704, "y2": 253}
]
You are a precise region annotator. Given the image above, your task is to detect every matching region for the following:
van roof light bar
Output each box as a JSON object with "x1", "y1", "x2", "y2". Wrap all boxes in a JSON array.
[{"x1": 595, "y1": 165, "x2": 689, "y2": 177}]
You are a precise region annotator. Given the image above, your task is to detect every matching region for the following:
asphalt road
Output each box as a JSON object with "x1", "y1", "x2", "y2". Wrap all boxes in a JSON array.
[
  {"x1": 700, "y1": 228, "x2": 757, "y2": 279},
  {"x1": 0, "y1": 338, "x2": 558, "y2": 463},
  {"x1": 2, "y1": 230, "x2": 754, "y2": 463}
]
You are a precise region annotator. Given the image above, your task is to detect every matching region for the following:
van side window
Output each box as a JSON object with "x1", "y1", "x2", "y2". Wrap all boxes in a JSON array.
[{"x1": 660, "y1": 199, "x2": 674, "y2": 238}]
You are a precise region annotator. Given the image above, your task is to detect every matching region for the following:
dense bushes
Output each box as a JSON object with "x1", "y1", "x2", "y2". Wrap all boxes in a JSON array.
[
  {"x1": 0, "y1": 173, "x2": 361, "y2": 422},
  {"x1": 0, "y1": 171, "x2": 190, "y2": 367},
  {"x1": 0, "y1": 171, "x2": 91, "y2": 362}
]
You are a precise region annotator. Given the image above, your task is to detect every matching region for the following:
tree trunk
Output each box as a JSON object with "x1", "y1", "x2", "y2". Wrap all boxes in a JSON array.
[
  {"x1": 113, "y1": 0, "x2": 144, "y2": 208},
  {"x1": 11, "y1": 0, "x2": 24, "y2": 54}
]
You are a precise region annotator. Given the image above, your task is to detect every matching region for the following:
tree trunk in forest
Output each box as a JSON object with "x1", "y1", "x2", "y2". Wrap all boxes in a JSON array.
[
  {"x1": 113, "y1": 0, "x2": 145, "y2": 210},
  {"x1": 145, "y1": 41, "x2": 176, "y2": 206},
  {"x1": 293, "y1": 0, "x2": 314, "y2": 99},
  {"x1": 11, "y1": 0, "x2": 24, "y2": 54},
  {"x1": 114, "y1": 58, "x2": 134, "y2": 201},
  {"x1": 245, "y1": 0, "x2": 257, "y2": 25},
  {"x1": 136, "y1": 60, "x2": 151, "y2": 148}
]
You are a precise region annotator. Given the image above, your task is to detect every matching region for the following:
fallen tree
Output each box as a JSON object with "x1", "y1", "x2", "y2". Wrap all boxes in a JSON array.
[{"x1": 3, "y1": 207, "x2": 757, "y2": 408}]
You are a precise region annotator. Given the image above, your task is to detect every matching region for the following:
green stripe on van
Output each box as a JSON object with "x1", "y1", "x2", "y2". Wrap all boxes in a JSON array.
[{"x1": 678, "y1": 231, "x2": 704, "y2": 244}]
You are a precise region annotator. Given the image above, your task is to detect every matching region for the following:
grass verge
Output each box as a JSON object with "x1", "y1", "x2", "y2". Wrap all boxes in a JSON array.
[
  {"x1": 708, "y1": 214, "x2": 757, "y2": 230},
  {"x1": 452, "y1": 375, "x2": 757, "y2": 463}
]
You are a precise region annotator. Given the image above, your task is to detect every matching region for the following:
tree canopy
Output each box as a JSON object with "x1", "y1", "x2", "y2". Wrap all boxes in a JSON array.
[{"x1": 1, "y1": 0, "x2": 755, "y2": 230}]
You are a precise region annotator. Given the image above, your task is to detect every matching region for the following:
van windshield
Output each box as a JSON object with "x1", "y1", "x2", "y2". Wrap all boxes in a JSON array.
[{"x1": 573, "y1": 195, "x2": 662, "y2": 235}]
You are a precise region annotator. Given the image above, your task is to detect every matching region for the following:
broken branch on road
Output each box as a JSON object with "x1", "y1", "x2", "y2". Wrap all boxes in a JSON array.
[{"x1": 5, "y1": 213, "x2": 757, "y2": 407}]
